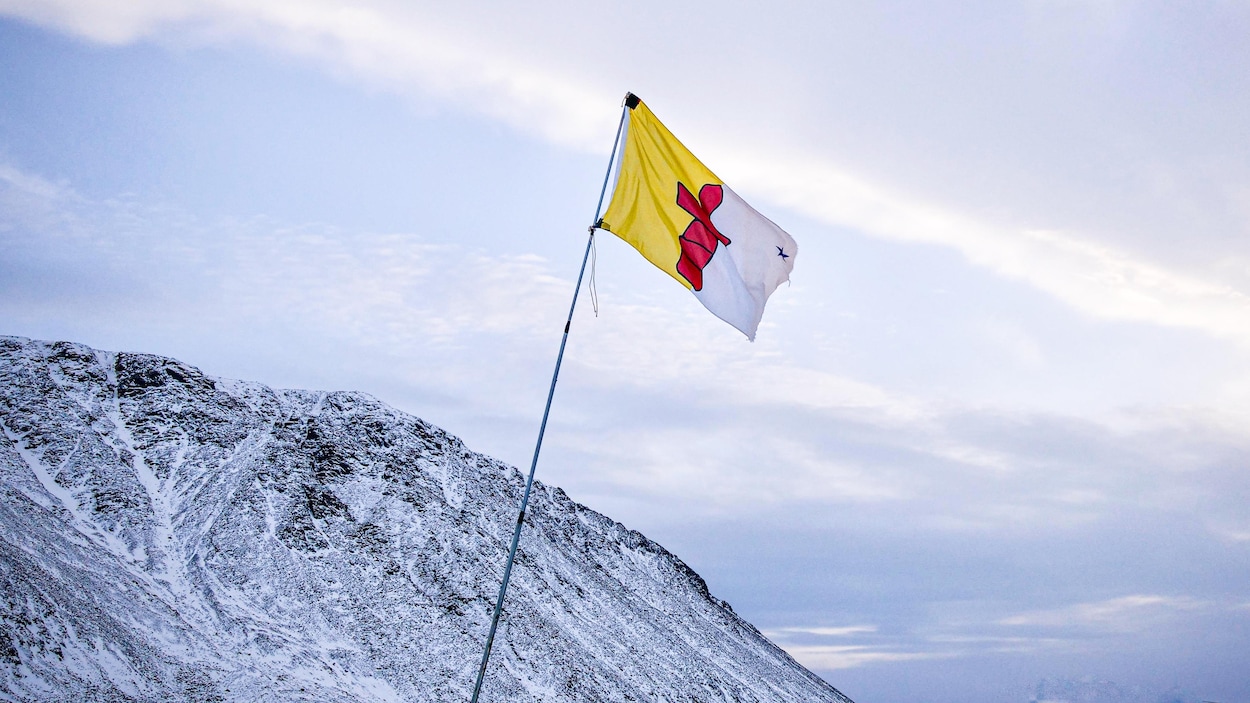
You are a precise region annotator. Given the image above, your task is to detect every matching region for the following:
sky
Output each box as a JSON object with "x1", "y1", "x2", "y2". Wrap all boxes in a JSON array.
[{"x1": 2, "y1": 2, "x2": 1249, "y2": 702}]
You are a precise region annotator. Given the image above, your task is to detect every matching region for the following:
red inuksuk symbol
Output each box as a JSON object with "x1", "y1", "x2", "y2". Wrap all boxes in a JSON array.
[{"x1": 675, "y1": 182, "x2": 729, "y2": 291}]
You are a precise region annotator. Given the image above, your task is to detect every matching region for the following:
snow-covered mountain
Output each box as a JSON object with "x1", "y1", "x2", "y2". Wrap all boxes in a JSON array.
[{"x1": 0, "y1": 336, "x2": 856, "y2": 703}]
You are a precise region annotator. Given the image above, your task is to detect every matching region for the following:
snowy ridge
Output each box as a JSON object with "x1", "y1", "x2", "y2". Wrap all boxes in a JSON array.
[{"x1": 0, "y1": 336, "x2": 855, "y2": 702}]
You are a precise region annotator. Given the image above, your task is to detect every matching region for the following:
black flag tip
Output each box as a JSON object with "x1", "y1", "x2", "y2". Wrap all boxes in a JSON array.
[{"x1": 624, "y1": 92, "x2": 640, "y2": 109}]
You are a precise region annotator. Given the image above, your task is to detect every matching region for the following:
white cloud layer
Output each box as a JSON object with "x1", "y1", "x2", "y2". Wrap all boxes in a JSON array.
[
  {"x1": 998, "y1": 595, "x2": 1208, "y2": 632},
  {"x1": 5, "y1": 0, "x2": 1250, "y2": 348},
  {"x1": 775, "y1": 645, "x2": 948, "y2": 671},
  {"x1": 766, "y1": 626, "x2": 879, "y2": 638},
  {"x1": 734, "y1": 151, "x2": 1250, "y2": 346},
  {"x1": 4, "y1": 158, "x2": 1248, "y2": 535}
]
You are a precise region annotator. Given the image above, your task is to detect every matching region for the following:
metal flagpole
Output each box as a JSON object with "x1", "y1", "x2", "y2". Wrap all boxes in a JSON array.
[{"x1": 469, "y1": 96, "x2": 631, "y2": 703}]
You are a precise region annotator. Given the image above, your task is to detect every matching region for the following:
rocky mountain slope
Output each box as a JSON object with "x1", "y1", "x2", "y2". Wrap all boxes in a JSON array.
[{"x1": 0, "y1": 336, "x2": 855, "y2": 702}]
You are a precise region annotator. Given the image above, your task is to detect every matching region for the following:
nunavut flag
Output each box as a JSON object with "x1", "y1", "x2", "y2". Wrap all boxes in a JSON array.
[{"x1": 597, "y1": 93, "x2": 797, "y2": 341}]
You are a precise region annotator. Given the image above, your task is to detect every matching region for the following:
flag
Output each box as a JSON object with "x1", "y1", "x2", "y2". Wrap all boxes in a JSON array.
[{"x1": 597, "y1": 93, "x2": 797, "y2": 341}]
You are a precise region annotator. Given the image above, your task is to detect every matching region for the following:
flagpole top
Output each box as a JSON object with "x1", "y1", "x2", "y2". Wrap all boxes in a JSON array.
[{"x1": 624, "y1": 92, "x2": 640, "y2": 109}]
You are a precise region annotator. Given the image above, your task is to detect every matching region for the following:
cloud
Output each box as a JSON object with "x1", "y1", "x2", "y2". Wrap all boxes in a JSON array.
[
  {"x1": 0, "y1": 0, "x2": 617, "y2": 149},
  {"x1": 761, "y1": 622, "x2": 947, "y2": 671},
  {"x1": 1211, "y1": 526, "x2": 1250, "y2": 543},
  {"x1": 0, "y1": 163, "x2": 73, "y2": 201},
  {"x1": 777, "y1": 645, "x2": 948, "y2": 671},
  {"x1": 765, "y1": 625, "x2": 878, "y2": 638},
  {"x1": 0, "y1": 161, "x2": 1063, "y2": 523},
  {"x1": 729, "y1": 149, "x2": 1250, "y2": 347},
  {"x1": 997, "y1": 595, "x2": 1208, "y2": 632},
  {"x1": 759, "y1": 590, "x2": 1243, "y2": 674},
  {"x1": 4, "y1": 1, "x2": 1250, "y2": 350},
  {"x1": 10, "y1": 151, "x2": 1246, "y2": 534}
]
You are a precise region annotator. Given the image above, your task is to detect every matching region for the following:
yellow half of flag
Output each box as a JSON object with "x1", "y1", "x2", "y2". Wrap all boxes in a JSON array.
[{"x1": 599, "y1": 98, "x2": 720, "y2": 290}]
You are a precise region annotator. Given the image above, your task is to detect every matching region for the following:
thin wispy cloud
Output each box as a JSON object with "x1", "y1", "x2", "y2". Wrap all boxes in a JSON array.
[
  {"x1": 762, "y1": 623, "x2": 946, "y2": 671},
  {"x1": 765, "y1": 626, "x2": 878, "y2": 638},
  {"x1": 778, "y1": 645, "x2": 949, "y2": 671},
  {"x1": 1210, "y1": 525, "x2": 1250, "y2": 543},
  {"x1": 998, "y1": 595, "x2": 1209, "y2": 632}
]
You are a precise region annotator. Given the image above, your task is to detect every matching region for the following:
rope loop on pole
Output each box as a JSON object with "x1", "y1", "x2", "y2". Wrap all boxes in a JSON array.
[{"x1": 589, "y1": 231, "x2": 599, "y2": 317}]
